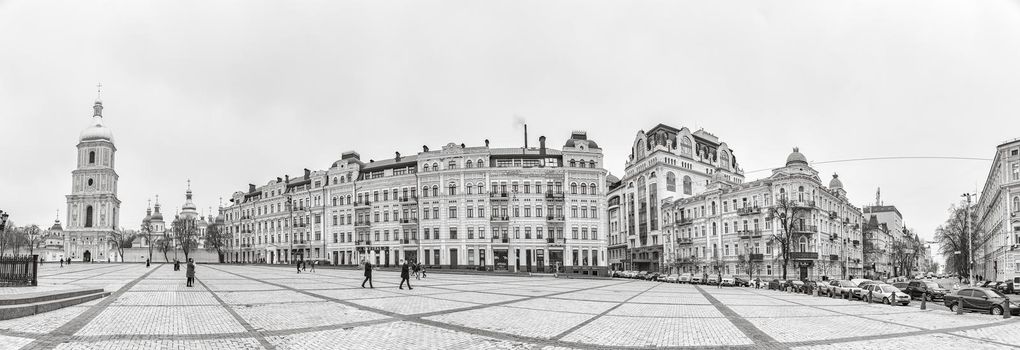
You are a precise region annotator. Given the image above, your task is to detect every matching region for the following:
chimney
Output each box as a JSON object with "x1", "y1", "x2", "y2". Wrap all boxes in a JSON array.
[
  {"x1": 304, "y1": 168, "x2": 310, "y2": 179},
  {"x1": 524, "y1": 124, "x2": 528, "y2": 148},
  {"x1": 423, "y1": 145, "x2": 429, "y2": 152},
  {"x1": 539, "y1": 135, "x2": 546, "y2": 156},
  {"x1": 248, "y1": 184, "x2": 256, "y2": 193},
  {"x1": 484, "y1": 139, "x2": 489, "y2": 147},
  {"x1": 395, "y1": 151, "x2": 401, "y2": 161}
]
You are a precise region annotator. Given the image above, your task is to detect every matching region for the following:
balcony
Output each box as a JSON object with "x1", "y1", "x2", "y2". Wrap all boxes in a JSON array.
[
  {"x1": 676, "y1": 237, "x2": 693, "y2": 245},
  {"x1": 546, "y1": 216, "x2": 565, "y2": 222},
  {"x1": 490, "y1": 216, "x2": 510, "y2": 222},
  {"x1": 489, "y1": 192, "x2": 509, "y2": 199},
  {"x1": 400, "y1": 238, "x2": 418, "y2": 245},
  {"x1": 545, "y1": 192, "x2": 565, "y2": 200},
  {"x1": 546, "y1": 237, "x2": 556, "y2": 243},
  {"x1": 354, "y1": 221, "x2": 372, "y2": 227},
  {"x1": 355, "y1": 201, "x2": 372, "y2": 208},
  {"x1": 829, "y1": 254, "x2": 839, "y2": 261},
  {"x1": 399, "y1": 196, "x2": 418, "y2": 203},
  {"x1": 737, "y1": 206, "x2": 762, "y2": 216},
  {"x1": 399, "y1": 218, "x2": 418, "y2": 225},
  {"x1": 792, "y1": 200, "x2": 816, "y2": 209},
  {"x1": 737, "y1": 229, "x2": 762, "y2": 239},
  {"x1": 790, "y1": 252, "x2": 819, "y2": 260},
  {"x1": 677, "y1": 218, "x2": 694, "y2": 226},
  {"x1": 492, "y1": 236, "x2": 509, "y2": 244},
  {"x1": 749, "y1": 253, "x2": 764, "y2": 262},
  {"x1": 356, "y1": 240, "x2": 371, "y2": 246},
  {"x1": 792, "y1": 225, "x2": 818, "y2": 234}
]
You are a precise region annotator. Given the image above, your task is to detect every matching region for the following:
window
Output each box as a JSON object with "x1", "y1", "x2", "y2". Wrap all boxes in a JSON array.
[
  {"x1": 666, "y1": 172, "x2": 676, "y2": 192},
  {"x1": 1014, "y1": 196, "x2": 1020, "y2": 212},
  {"x1": 424, "y1": 164, "x2": 430, "y2": 172},
  {"x1": 682, "y1": 176, "x2": 692, "y2": 195},
  {"x1": 448, "y1": 184, "x2": 456, "y2": 196},
  {"x1": 466, "y1": 183, "x2": 473, "y2": 194},
  {"x1": 798, "y1": 237, "x2": 808, "y2": 252},
  {"x1": 466, "y1": 160, "x2": 473, "y2": 168},
  {"x1": 1013, "y1": 163, "x2": 1019, "y2": 181},
  {"x1": 571, "y1": 183, "x2": 578, "y2": 194},
  {"x1": 681, "y1": 136, "x2": 692, "y2": 156},
  {"x1": 449, "y1": 206, "x2": 457, "y2": 218},
  {"x1": 448, "y1": 160, "x2": 456, "y2": 169},
  {"x1": 88, "y1": 151, "x2": 95, "y2": 164},
  {"x1": 450, "y1": 227, "x2": 458, "y2": 239},
  {"x1": 572, "y1": 227, "x2": 579, "y2": 239}
]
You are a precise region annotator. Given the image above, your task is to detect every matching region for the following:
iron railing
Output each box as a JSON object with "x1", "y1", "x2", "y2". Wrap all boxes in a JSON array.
[{"x1": 0, "y1": 255, "x2": 38, "y2": 287}]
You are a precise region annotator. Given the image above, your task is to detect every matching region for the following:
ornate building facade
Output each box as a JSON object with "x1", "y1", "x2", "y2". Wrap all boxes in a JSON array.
[
  {"x1": 975, "y1": 139, "x2": 1020, "y2": 282},
  {"x1": 223, "y1": 132, "x2": 610, "y2": 275},
  {"x1": 661, "y1": 148, "x2": 865, "y2": 280},
  {"x1": 607, "y1": 124, "x2": 745, "y2": 272},
  {"x1": 64, "y1": 99, "x2": 120, "y2": 262}
]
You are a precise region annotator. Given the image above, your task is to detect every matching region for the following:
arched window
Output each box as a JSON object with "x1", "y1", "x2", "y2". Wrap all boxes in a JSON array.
[
  {"x1": 423, "y1": 164, "x2": 430, "y2": 172},
  {"x1": 580, "y1": 184, "x2": 587, "y2": 194},
  {"x1": 590, "y1": 183, "x2": 597, "y2": 195},
  {"x1": 448, "y1": 160, "x2": 456, "y2": 169},
  {"x1": 432, "y1": 163, "x2": 438, "y2": 171},
  {"x1": 680, "y1": 136, "x2": 692, "y2": 156},
  {"x1": 666, "y1": 172, "x2": 676, "y2": 192},
  {"x1": 466, "y1": 183, "x2": 473, "y2": 194},
  {"x1": 570, "y1": 183, "x2": 578, "y2": 194},
  {"x1": 346, "y1": 195, "x2": 352, "y2": 204},
  {"x1": 779, "y1": 188, "x2": 786, "y2": 200},
  {"x1": 88, "y1": 151, "x2": 95, "y2": 164},
  {"x1": 798, "y1": 186, "x2": 805, "y2": 201},
  {"x1": 569, "y1": 160, "x2": 576, "y2": 167},
  {"x1": 432, "y1": 185, "x2": 439, "y2": 197},
  {"x1": 466, "y1": 160, "x2": 473, "y2": 168},
  {"x1": 711, "y1": 202, "x2": 717, "y2": 215},
  {"x1": 422, "y1": 186, "x2": 429, "y2": 197},
  {"x1": 448, "y1": 183, "x2": 457, "y2": 196},
  {"x1": 85, "y1": 206, "x2": 94, "y2": 227},
  {"x1": 798, "y1": 237, "x2": 808, "y2": 252},
  {"x1": 589, "y1": 160, "x2": 596, "y2": 168},
  {"x1": 720, "y1": 151, "x2": 730, "y2": 169},
  {"x1": 477, "y1": 159, "x2": 484, "y2": 167},
  {"x1": 332, "y1": 197, "x2": 337, "y2": 206},
  {"x1": 682, "y1": 175, "x2": 692, "y2": 195},
  {"x1": 1014, "y1": 196, "x2": 1019, "y2": 212},
  {"x1": 332, "y1": 177, "x2": 337, "y2": 185}
]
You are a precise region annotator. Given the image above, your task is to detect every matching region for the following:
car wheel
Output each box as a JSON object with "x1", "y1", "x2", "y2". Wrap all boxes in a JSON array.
[
  {"x1": 949, "y1": 303, "x2": 958, "y2": 312},
  {"x1": 992, "y1": 306, "x2": 1004, "y2": 315},
  {"x1": 883, "y1": 297, "x2": 889, "y2": 305}
]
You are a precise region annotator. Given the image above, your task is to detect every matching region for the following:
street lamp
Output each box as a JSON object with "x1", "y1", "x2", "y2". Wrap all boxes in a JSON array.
[{"x1": 961, "y1": 193, "x2": 975, "y2": 285}]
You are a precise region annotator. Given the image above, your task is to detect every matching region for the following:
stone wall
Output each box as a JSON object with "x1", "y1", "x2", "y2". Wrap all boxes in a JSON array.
[{"x1": 115, "y1": 248, "x2": 221, "y2": 263}]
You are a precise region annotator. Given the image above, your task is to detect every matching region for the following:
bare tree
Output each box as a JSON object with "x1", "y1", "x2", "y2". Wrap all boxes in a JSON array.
[
  {"x1": 138, "y1": 221, "x2": 155, "y2": 262},
  {"x1": 889, "y1": 233, "x2": 921, "y2": 277},
  {"x1": 109, "y1": 229, "x2": 135, "y2": 262},
  {"x1": 156, "y1": 237, "x2": 173, "y2": 262},
  {"x1": 765, "y1": 197, "x2": 813, "y2": 280},
  {"x1": 0, "y1": 222, "x2": 15, "y2": 255},
  {"x1": 23, "y1": 225, "x2": 41, "y2": 257},
  {"x1": 170, "y1": 216, "x2": 200, "y2": 261},
  {"x1": 204, "y1": 223, "x2": 230, "y2": 263},
  {"x1": 934, "y1": 203, "x2": 992, "y2": 278}
]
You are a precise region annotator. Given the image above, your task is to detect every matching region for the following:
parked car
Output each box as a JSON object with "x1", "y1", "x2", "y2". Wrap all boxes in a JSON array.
[
  {"x1": 692, "y1": 275, "x2": 704, "y2": 284},
  {"x1": 635, "y1": 271, "x2": 649, "y2": 279},
  {"x1": 734, "y1": 277, "x2": 750, "y2": 287},
  {"x1": 862, "y1": 284, "x2": 911, "y2": 305},
  {"x1": 768, "y1": 279, "x2": 781, "y2": 290},
  {"x1": 892, "y1": 282, "x2": 909, "y2": 290},
  {"x1": 802, "y1": 280, "x2": 820, "y2": 294},
  {"x1": 781, "y1": 280, "x2": 804, "y2": 292},
  {"x1": 945, "y1": 287, "x2": 1020, "y2": 315},
  {"x1": 678, "y1": 273, "x2": 693, "y2": 284},
  {"x1": 854, "y1": 280, "x2": 881, "y2": 300},
  {"x1": 1007, "y1": 277, "x2": 1020, "y2": 294},
  {"x1": 665, "y1": 274, "x2": 679, "y2": 283},
  {"x1": 830, "y1": 280, "x2": 861, "y2": 299},
  {"x1": 979, "y1": 281, "x2": 995, "y2": 288},
  {"x1": 643, "y1": 272, "x2": 660, "y2": 281},
  {"x1": 903, "y1": 280, "x2": 948, "y2": 301},
  {"x1": 707, "y1": 275, "x2": 720, "y2": 285},
  {"x1": 721, "y1": 275, "x2": 735, "y2": 287}
]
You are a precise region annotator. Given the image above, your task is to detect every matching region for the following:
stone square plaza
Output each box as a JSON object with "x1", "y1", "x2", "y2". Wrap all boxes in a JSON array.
[{"x1": 0, "y1": 264, "x2": 1016, "y2": 350}]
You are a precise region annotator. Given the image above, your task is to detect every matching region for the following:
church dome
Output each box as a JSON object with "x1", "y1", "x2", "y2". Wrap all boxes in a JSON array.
[
  {"x1": 785, "y1": 147, "x2": 808, "y2": 166},
  {"x1": 829, "y1": 173, "x2": 844, "y2": 189},
  {"x1": 79, "y1": 101, "x2": 114, "y2": 143}
]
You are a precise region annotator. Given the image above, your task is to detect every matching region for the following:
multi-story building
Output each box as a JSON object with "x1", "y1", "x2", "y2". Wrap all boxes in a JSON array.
[
  {"x1": 975, "y1": 139, "x2": 1020, "y2": 282},
  {"x1": 64, "y1": 98, "x2": 120, "y2": 262},
  {"x1": 224, "y1": 132, "x2": 610, "y2": 275},
  {"x1": 662, "y1": 148, "x2": 864, "y2": 280},
  {"x1": 607, "y1": 124, "x2": 745, "y2": 273}
]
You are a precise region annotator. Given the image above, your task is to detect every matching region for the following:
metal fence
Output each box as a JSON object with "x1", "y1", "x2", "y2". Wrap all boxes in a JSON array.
[{"x1": 0, "y1": 254, "x2": 38, "y2": 287}]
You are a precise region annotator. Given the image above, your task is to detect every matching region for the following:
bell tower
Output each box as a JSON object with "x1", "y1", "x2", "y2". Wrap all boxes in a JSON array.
[{"x1": 64, "y1": 90, "x2": 120, "y2": 261}]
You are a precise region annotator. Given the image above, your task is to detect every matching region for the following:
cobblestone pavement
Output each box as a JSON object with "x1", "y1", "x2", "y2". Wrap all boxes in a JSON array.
[{"x1": 2, "y1": 263, "x2": 1017, "y2": 349}]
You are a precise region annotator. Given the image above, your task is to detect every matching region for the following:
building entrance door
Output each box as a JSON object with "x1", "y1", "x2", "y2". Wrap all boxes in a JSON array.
[
  {"x1": 525, "y1": 250, "x2": 532, "y2": 272},
  {"x1": 450, "y1": 249, "x2": 458, "y2": 268},
  {"x1": 83, "y1": 250, "x2": 91, "y2": 262},
  {"x1": 799, "y1": 266, "x2": 808, "y2": 280},
  {"x1": 549, "y1": 250, "x2": 563, "y2": 273},
  {"x1": 536, "y1": 250, "x2": 545, "y2": 272},
  {"x1": 494, "y1": 250, "x2": 509, "y2": 271}
]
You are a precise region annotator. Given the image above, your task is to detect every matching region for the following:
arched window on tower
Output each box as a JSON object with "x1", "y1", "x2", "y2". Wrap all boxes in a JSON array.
[
  {"x1": 682, "y1": 175, "x2": 692, "y2": 195},
  {"x1": 666, "y1": 172, "x2": 676, "y2": 192},
  {"x1": 85, "y1": 206, "x2": 94, "y2": 228},
  {"x1": 89, "y1": 151, "x2": 95, "y2": 164},
  {"x1": 680, "y1": 136, "x2": 692, "y2": 156},
  {"x1": 798, "y1": 186, "x2": 805, "y2": 201}
]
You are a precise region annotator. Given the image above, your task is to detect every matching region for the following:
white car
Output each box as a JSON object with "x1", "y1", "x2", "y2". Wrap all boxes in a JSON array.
[
  {"x1": 679, "y1": 273, "x2": 693, "y2": 284},
  {"x1": 665, "y1": 274, "x2": 679, "y2": 283},
  {"x1": 862, "y1": 284, "x2": 911, "y2": 305},
  {"x1": 692, "y1": 275, "x2": 704, "y2": 284},
  {"x1": 721, "y1": 275, "x2": 735, "y2": 287}
]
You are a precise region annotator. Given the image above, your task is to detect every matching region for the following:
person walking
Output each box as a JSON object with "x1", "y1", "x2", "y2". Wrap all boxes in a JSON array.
[
  {"x1": 185, "y1": 259, "x2": 196, "y2": 287},
  {"x1": 717, "y1": 272, "x2": 722, "y2": 289},
  {"x1": 145, "y1": 259, "x2": 150, "y2": 268},
  {"x1": 362, "y1": 259, "x2": 374, "y2": 288},
  {"x1": 421, "y1": 264, "x2": 427, "y2": 279},
  {"x1": 296, "y1": 259, "x2": 302, "y2": 274},
  {"x1": 310, "y1": 260, "x2": 317, "y2": 273},
  {"x1": 60, "y1": 258, "x2": 64, "y2": 268},
  {"x1": 413, "y1": 262, "x2": 421, "y2": 280},
  {"x1": 303, "y1": 260, "x2": 309, "y2": 272},
  {"x1": 174, "y1": 259, "x2": 180, "y2": 271},
  {"x1": 399, "y1": 260, "x2": 413, "y2": 290}
]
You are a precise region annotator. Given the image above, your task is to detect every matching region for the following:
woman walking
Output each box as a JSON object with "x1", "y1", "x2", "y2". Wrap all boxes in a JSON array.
[
  {"x1": 185, "y1": 259, "x2": 196, "y2": 287},
  {"x1": 362, "y1": 259, "x2": 374, "y2": 288}
]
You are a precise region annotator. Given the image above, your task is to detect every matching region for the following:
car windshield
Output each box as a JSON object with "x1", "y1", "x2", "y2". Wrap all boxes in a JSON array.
[
  {"x1": 987, "y1": 289, "x2": 1007, "y2": 298},
  {"x1": 840, "y1": 281, "x2": 856, "y2": 287},
  {"x1": 923, "y1": 282, "x2": 940, "y2": 289},
  {"x1": 881, "y1": 285, "x2": 901, "y2": 293}
]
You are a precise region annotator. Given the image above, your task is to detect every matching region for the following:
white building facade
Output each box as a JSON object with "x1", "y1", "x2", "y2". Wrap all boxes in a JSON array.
[
  {"x1": 63, "y1": 99, "x2": 120, "y2": 262},
  {"x1": 975, "y1": 139, "x2": 1020, "y2": 282}
]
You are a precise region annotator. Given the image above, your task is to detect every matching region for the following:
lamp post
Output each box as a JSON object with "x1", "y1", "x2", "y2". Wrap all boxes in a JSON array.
[{"x1": 0, "y1": 210, "x2": 9, "y2": 233}]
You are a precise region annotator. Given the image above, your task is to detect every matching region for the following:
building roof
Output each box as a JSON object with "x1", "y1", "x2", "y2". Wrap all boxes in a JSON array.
[
  {"x1": 786, "y1": 147, "x2": 808, "y2": 166},
  {"x1": 79, "y1": 101, "x2": 114, "y2": 143}
]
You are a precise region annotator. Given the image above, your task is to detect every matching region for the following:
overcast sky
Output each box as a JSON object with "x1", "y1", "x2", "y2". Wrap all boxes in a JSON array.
[{"x1": 2, "y1": 1, "x2": 1019, "y2": 264}]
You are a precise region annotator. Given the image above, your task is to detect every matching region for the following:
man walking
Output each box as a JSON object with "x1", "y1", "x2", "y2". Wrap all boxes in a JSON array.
[
  {"x1": 185, "y1": 259, "x2": 196, "y2": 287},
  {"x1": 362, "y1": 259, "x2": 374, "y2": 288},
  {"x1": 399, "y1": 260, "x2": 413, "y2": 290},
  {"x1": 310, "y1": 260, "x2": 316, "y2": 273},
  {"x1": 717, "y1": 272, "x2": 723, "y2": 289},
  {"x1": 60, "y1": 258, "x2": 64, "y2": 268},
  {"x1": 413, "y1": 262, "x2": 421, "y2": 280},
  {"x1": 296, "y1": 259, "x2": 302, "y2": 274},
  {"x1": 145, "y1": 258, "x2": 150, "y2": 268}
]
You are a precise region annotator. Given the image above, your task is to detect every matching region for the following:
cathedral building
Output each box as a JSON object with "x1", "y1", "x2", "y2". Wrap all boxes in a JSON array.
[{"x1": 64, "y1": 99, "x2": 120, "y2": 262}]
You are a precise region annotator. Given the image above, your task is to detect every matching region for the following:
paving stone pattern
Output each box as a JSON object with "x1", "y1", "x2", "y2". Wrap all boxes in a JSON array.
[{"x1": 0, "y1": 263, "x2": 1017, "y2": 349}]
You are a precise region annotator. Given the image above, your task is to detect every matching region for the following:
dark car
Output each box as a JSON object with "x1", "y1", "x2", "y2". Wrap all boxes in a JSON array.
[
  {"x1": 944, "y1": 287, "x2": 1020, "y2": 315},
  {"x1": 802, "y1": 280, "x2": 819, "y2": 294},
  {"x1": 734, "y1": 277, "x2": 751, "y2": 287},
  {"x1": 781, "y1": 280, "x2": 805, "y2": 293},
  {"x1": 768, "y1": 279, "x2": 781, "y2": 290},
  {"x1": 645, "y1": 272, "x2": 662, "y2": 281},
  {"x1": 903, "y1": 280, "x2": 948, "y2": 301}
]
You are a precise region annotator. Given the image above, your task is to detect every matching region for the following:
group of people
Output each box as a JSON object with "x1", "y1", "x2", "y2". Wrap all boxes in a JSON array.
[
  {"x1": 167, "y1": 258, "x2": 197, "y2": 287},
  {"x1": 295, "y1": 259, "x2": 318, "y2": 273},
  {"x1": 361, "y1": 260, "x2": 427, "y2": 290}
]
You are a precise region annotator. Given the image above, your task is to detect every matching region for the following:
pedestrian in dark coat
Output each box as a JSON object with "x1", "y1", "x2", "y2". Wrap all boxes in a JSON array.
[
  {"x1": 399, "y1": 260, "x2": 413, "y2": 290},
  {"x1": 296, "y1": 259, "x2": 302, "y2": 274},
  {"x1": 362, "y1": 260, "x2": 374, "y2": 288},
  {"x1": 60, "y1": 259, "x2": 64, "y2": 268},
  {"x1": 145, "y1": 259, "x2": 150, "y2": 268},
  {"x1": 310, "y1": 260, "x2": 316, "y2": 273},
  {"x1": 413, "y1": 263, "x2": 421, "y2": 280},
  {"x1": 421, "y1": 264, "x2": 427, "y2": 279},
  {"x1": 185, "y1": 259, "x2": 196, "y2": 287},
  {"x1": 174, "y1": 259, "x2": 180, "y2": 271}
]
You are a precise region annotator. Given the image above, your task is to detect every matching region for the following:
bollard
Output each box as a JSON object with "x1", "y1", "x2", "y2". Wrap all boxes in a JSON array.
[
  {"x1": 1004, "y1": 299, "x2": 1011, "y2": 319},
  {"x1": 920, "y1": 292, "x2": 927, "y2": 310},
  {"x1": 868, "y1": 290, "x2": 874, "y2": 304},
  {"x1": 956, "y1": 300, "x2": 964, "y2": 315},
  {"x1": 890, "y1": 291, "x2": 896, "y2": 306}
]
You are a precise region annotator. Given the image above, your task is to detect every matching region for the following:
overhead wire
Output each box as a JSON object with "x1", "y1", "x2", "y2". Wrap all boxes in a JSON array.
[{"x1": 742, "y1": 156, "x2": 993, "y2": 175}]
